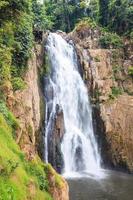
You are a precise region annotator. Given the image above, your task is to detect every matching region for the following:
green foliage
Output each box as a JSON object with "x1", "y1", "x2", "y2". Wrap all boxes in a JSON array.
[
  {"x1": 109, "y1": 86, "x2": 122, "y2": 99},
  {"x1": 108, "y1": 0, "x2": 133, "y2": 35},
  {"x1": 0, "y1": 113, "x2": 53, "y2": 200},
  {"x1": 25, "y1": 162, "x2": 49, "y2": 191},
  {"x1": 113, "y1": 65, "x2": 121, "y2": 73},
  {"x1": 44, "y1": 164, "x2": 63, "y2": 189},
  {"x1": 0, "y1": 101, "x2": 19, "y2": 130},
  {"x1": 0, "y1": 0, "x2": 33, "y2": 92},
  {"x1": 0, "y1": 0, "x2": 54, "y2": 94},
  {"x1": 0, "y1": 22, "x2": 14, "y2": 48},
  {"x1": 55, "y1": 174, "x2": 63, "y2": 188},
  {"x1": 45, "y1": 0, "x2": 90, "y2": 32},
  {"x1": 0, "y1": 46, "x2": 12, "y2": 84},
  {"x1": 11, "y1": 77, "x2": 26, "y2": 91},
  {"x1": 99, "y1": 0, "x2": 109, "y2": 26},
  {"x1": 1, "y1": 160, "x2": 19, "y2": 176},
  {"x1": 87, "y1": 0, "x2": 99, "y2": 20},
  {"x1": 99, "y1": 32, "x2": 123, "y2": 48},
  {"x1": 13, "y1": 13, "x2": 33, "y2": 70},
  {"x1": 98, "y1": 0, "x2": 133, "y2": 36},
  {"x1": 75, "y1": 17, "x2": 97, "y2": 31},
  {"x1": 0, "y1": 178, "x2": 22, "y2": 200},
  {"x1": 32, "y1": 0, "x2": 53, "y2": 31},
  {"x1": 130, "y1": 31, "x2": 133, "y2": 40},
  {"x1": 128, "y1": 66, "x2": 133, "y2": 76},
  {"x1": 112, "y1": 86, "x2": 122, "y2": 96}
]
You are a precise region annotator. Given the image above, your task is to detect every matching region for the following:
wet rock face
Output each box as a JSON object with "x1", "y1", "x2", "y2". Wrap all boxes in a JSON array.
[
  {"x1": 48, "y1": 108, "x2": 64, "y2": 173},
  {"x1": 70, "y1": 26, "x2": 133, "y2": 172}
]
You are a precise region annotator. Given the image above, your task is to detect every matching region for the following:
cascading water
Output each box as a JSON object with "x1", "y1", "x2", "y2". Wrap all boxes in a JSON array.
[{"x1": 45, "y1": 33, "x2": 101, "y2": 176}]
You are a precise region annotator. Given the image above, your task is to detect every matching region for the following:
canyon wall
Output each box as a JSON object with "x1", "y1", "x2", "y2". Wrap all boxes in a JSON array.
[
  {"x1": 69, "y1": 25, "x2": 133, "y2": 172},
  {"x1": 5, "y1": 42, "x2": 69, "y2": 199}
]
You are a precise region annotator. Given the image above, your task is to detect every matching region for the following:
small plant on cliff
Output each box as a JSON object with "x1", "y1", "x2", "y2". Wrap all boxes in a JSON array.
[
  {"x1": 112, "y1": 65, "x2": 122, "y2": 74},
  {"x1": 99, "y1": 32, "x2": 123, "y2": 49},
  {"x1": 109, "y1": 86, "x2": 122, "y2": 99},
  {"x1": 74, "y1": 17, "x2": 97, "y2": 32},
  {"x1": 11, "y1": 77, "x2": 27, "y2": 91},
  {"x1": 128, "y1": 66, "x2": 133, "y2": 77},
  {"x1": 25, "y1": 162, "x2": 49, "y2": 192},
  {"x1": 94, "y1": 56, "x2": 100, "y2": 62},
  {"x1": 0, "y1": 101, "x2": 19, "y2": 130},
  {"x1": 3, "y1": 160, "x2": 19, "y2": 176}
]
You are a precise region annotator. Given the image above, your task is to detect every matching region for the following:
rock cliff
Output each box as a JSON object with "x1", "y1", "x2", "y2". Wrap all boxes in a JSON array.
[
  {"x1": 69, "y1": 24, "x2": 133, "y2": 172},
  {"x1": 7, "y1": 45, "x2": 43, "y2": 160},
  {"x1": 4, "y1": 42, "x2": 69, "y2": 199}
]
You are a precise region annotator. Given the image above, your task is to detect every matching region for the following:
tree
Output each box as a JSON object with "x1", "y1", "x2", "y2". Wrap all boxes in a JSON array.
[
  {"x1": 108, "y1": 0, "x2": 133, "y2": 35},
  {"x1": 99, "y1": 0, "x2": 109, "y2": 26},
  {"x1": 32, "y1": 0, "x2": 53, "y2": 31}
]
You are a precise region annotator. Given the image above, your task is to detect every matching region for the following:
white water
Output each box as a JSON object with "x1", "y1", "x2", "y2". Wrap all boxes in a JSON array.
[{"x1": 45, "y1": 33, "x2": 101, "y2": 176}]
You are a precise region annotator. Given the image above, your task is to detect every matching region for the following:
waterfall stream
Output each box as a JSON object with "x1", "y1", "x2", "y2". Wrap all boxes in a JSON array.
[{"x1": 44, "y1": 33, "x2": 101, "y2": 176}]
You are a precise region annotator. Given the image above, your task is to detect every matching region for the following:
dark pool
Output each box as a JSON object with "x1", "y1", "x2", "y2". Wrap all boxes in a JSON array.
[{"x1": 67, "y1": 170, "x2": 133, "y2": 200}]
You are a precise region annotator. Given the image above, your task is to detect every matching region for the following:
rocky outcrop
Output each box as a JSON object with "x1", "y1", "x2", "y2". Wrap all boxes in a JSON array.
[
  {"x1": 6, "y1": 45, "x2": 44, "y2": 160},
  {"x1": 5, "y1": 41, "x2": 69, "y2": 199},
  {"x1": 70, "y1": 26, "x2": 133, "y2": 172},
  {"x1": 45, "y1": 164, "x2": 69, "y2": 200}
]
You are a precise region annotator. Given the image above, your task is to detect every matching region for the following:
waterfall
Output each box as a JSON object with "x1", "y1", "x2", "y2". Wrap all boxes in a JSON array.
[{"x1": 44, "y1": 33, "x2": 101, "y2": 176}]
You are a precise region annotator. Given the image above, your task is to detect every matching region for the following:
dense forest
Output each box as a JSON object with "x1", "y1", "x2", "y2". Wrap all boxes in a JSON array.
[
  {"x1": 0, "y1": 0, "x2": 132, "y2": 98},
  {"x1": 0, "y1": 0, "x2": 133, "y2": 199},
  {"x1": 0, "y1": 0, "x2": 132, "y2": 99}
]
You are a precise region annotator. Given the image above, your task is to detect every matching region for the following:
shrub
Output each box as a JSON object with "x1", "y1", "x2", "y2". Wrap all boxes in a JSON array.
[
  {"x1": 0, "y1": 46, "x2": 12, "y2": 83},
  {"x1": 25, "y1": 162, "x2": 49, "y2": 191},
  {"x1": 0, "y1": 101, "x2": 19, "y2": 130},
  {"x1": 109, "y1": 87, "x2": 122, "y2": 99},
  {"x1": 11, "y1": 77, "x2": 27, "y2": 91},
  {"x1": 44, "y1": 164, "x2": 63, "y2": 189},
  {"x1": 5, "y1": 160, "x2": 19, "y2": 176},
  {"x1": 55, "y1": 174, "x2": 63, "y2": 188},
  {"x1": 75, "y1": 17, "x2": 97, "y2": 32},
  {"x1": 32, "y1": 0, "x2": 53, "y2": 31},
  {"x1": 130, "y1": 32, "x2": 133, "y2": 40},
  {"x1": 99, "y1": 32, "x2": 123, "y2": 49},
  {"x1": 128, "y1": 66, "x2": 133, "y2": 77},
  {"x1": 13, "y1": 13, "x2": 33, "y2": 70}
]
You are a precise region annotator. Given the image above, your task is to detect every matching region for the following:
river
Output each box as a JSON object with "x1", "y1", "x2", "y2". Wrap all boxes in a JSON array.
[{"x1": 67, "y1": 170, "x2": 133, "y2": 200}]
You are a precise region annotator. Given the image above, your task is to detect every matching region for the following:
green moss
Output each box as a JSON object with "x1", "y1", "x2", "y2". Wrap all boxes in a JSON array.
[
  {"x1": 0, "y1": 177, "x2": 23, "y2": 200},
  {"x1": 44, "y1": 163, "x2": 64, "y2": 189},
  {"x1": 55, "y1": 174, "x2": 63, "y2": 188},
  {"x1": 0, "y1": 112, "x2": 53, "y2": 200},
  {"x1": 24, "y1": 160, "x2": 49, "y2": 192},
  {"x1": 128, "y1": 66, "x2": 133, "y2": 77},
  {"x1": 11, "y1": 77, "x2": 27, "y2": 91},
  {"x1": 0, "y1": 101, "x2": 19, "y2": 138}
]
